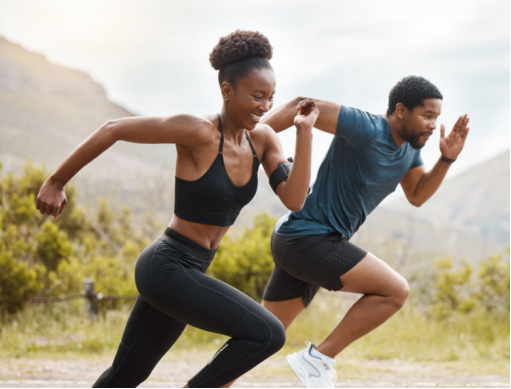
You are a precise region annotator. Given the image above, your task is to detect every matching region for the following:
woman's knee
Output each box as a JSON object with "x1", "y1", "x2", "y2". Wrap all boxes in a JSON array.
[{"x1": 266, "y1": 317, "x2": 286, "y2": 353}]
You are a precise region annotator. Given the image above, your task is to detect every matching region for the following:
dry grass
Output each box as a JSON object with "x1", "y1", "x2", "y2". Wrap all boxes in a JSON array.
[{"x1": 0, "y1": 292, "x2": 508, "y2": 378}]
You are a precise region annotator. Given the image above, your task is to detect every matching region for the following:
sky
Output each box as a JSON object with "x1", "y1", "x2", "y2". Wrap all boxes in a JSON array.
[{"x1": 0, "y1": 0, "x2": 509, "y2": 200}]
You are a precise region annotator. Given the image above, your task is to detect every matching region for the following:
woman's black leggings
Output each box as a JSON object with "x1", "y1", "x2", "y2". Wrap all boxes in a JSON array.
[{"x1": 93, "y1": 228, "x2": 286, "y2": 388}]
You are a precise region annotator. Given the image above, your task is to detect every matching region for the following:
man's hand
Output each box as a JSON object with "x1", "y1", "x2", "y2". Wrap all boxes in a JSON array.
[
  {"x1": 440, "y1": 114, "x2": 470, "y2": 160},
  {"x1": 294, "y1": 99, "x2": 320, "y2": 131}
]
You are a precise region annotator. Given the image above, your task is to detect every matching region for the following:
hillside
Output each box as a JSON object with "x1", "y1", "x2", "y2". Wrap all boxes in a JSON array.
[
  {"x1": 352, "y1": 150, "x2": 510, "y2": 265},
  {"x1": 383, "y1": 150, "x2": 510, "y2": 243},
  {"x1": 0, "y1": 36, "x2": 284, "y2": 226},
  {"x1": 0, "y1": 36, "x2": 508, "y2": 261}
]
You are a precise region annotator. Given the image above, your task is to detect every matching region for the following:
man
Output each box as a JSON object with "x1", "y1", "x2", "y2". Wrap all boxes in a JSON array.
[{"x1": 260, "y1": 76, "x2": 470, "y2": 388}]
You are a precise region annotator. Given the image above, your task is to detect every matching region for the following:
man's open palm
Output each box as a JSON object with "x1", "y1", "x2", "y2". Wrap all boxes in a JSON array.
[{"x1": 440, "y1": 114, "x2": 470, "y2": 160}]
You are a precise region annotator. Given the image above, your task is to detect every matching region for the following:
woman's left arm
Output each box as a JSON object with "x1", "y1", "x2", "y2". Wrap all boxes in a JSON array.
[{"x1": 261, "y1": 99, "x2": 318, "y2": 211}]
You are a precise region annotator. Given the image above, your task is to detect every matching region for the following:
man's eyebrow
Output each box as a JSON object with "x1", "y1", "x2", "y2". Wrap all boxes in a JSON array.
[{"x1": 424, "y1": 110, "x2": 439, "y2": 114}]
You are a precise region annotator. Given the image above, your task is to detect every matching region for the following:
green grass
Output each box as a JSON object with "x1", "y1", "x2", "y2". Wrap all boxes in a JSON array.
[{"x1": 0, "y1": 292, "x2": 508, "y2": 374}]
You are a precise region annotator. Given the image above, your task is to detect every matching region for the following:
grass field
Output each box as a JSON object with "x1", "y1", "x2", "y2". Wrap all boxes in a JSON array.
[{"x1": 0, "y1": 291, "x2": 508, "y2": 377}]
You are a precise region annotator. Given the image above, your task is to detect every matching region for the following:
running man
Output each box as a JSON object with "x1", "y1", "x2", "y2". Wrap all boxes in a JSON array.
[{"x1": 260, "y1": 76, "x2": 470, "y2": 388}]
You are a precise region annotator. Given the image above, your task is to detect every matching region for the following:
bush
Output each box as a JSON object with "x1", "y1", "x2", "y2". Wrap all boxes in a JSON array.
[
  {"x1": 207, "y1": 213, "x2": 276, "y2": 300},
  {"x1": 428, "y1": 251, "x2": 510, "y2": 318},
  {"x1": 0, "y1": 160, "x2": 152, "y2": 313},
  {"x1": 0, "y1": 249, "x2": 45, "y2": 313},
  {"x1": 476, "y1": 250, "x2": 510, "y2": 313}
]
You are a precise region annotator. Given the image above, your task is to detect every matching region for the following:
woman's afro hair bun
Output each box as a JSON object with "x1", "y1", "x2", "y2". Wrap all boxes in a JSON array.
[{"x1": 210, "y1": 30, "x2": 273, "y2": 70}]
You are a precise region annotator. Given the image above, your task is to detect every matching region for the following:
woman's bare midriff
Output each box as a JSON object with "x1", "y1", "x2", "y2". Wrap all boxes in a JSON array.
[{"x1": 168, "y1": 214, "x2": 230, "y2": 250}]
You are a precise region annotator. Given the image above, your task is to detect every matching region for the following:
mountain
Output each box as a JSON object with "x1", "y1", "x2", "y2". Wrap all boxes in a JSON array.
[
  {"x1": 1, "y1": 36, "x2": 508, "y2": 261},
  {"x1": 0, "y1": 36, "x2": 281, "y2": 226},
  {"x1": 351, "y1": 150, "x2": 510, "y2": 266},
  {"x1": 383, "y1": 150, "x2": 509, "y2": 243}
]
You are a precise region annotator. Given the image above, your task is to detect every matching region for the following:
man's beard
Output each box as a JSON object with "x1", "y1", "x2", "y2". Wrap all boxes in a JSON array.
[{"x1": 400, "y1": 130, "x2": 426, "y2": 150}]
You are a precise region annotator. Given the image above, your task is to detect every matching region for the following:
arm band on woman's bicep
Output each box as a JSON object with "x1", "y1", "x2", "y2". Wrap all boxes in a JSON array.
[{"x1": 269, "y1": 158, "x2": 293, "y2": 194}]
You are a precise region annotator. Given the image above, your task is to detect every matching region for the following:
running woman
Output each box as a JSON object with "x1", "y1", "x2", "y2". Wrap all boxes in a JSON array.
[
  {"x1": 259, "y1": 76, "x2": 470, "y2": 388},
  {"x1": 36, "y1": 30, "x2": 318, "y2": 388}
]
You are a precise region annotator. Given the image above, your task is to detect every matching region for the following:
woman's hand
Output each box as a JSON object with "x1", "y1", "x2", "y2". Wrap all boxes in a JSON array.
[
  {"x1": 293, "y1": 99, "x2": 320, "y2": 131},
  {"x1": 36, "y1": 177, "x2": 67, "y2": 218}
]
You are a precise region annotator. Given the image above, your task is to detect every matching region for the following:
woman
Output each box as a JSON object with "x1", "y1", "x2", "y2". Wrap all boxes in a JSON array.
[{"x1": 36, "y1": 30, "x2": 318, "y2": 388}]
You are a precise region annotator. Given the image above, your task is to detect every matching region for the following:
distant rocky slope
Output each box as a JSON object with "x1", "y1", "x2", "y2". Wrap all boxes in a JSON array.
[
  {"x1": 353, "y1": 150, "x2": 510, "y2": 263},
  {"x1": 0, "y1": 36, "x2": 279, "y2": 225},
  {"x1": 383, "y1": 150, "x2": 509, "y2": 242},
  {"x1": 1, "y1": 36, "x2": 508, "y2": 261}
]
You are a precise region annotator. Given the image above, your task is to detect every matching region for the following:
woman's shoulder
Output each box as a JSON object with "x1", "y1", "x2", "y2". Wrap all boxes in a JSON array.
[
  {"x1": 250, "y1": 123, "x2": 278, "y2": 145},
  {"x1": 178, "y1": 113, "x2": 220, "y2": 140}
]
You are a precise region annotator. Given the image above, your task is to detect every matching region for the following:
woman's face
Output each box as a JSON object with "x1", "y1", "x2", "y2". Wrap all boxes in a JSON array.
[{"x1": 223, "y1": 67, "x2": 276, "y2": 130}]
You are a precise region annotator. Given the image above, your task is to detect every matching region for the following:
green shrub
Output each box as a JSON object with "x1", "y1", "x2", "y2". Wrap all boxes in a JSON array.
[
  {"x1": 207, "y1": 213, "x2": 276, "y2": 300},
  {"x1": 0, "y1": 160, "x2": 149, "y2": 312},
  {"x1": 428, "y1": 251, "x2": 510, "y2": 318},
  {"x1": 475, "y1": 250, "x2": 510, "y2": 313}
]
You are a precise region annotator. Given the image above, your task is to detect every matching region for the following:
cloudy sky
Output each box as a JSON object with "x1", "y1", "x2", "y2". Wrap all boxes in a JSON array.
[{"x1": 0, "y1": 0, "x2": 509, "y2": 199}]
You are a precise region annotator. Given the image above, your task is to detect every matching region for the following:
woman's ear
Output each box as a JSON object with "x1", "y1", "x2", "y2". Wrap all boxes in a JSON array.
[{"x1": 220, "y1": 82, "x2": 233, "y2": 102}]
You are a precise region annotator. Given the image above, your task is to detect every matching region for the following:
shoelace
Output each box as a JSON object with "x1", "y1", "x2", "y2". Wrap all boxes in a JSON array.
[{"x1": 321, "y1": 357, "x2": 338, "y2": 384}]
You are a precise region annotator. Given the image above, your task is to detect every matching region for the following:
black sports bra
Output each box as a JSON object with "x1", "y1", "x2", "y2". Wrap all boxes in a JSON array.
[{"x1": 174, "y1": 115, "x2": 260, "y2": 227}]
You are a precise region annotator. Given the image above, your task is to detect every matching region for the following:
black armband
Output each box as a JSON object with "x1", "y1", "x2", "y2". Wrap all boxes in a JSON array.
[{"x1": 269, "y1": 157, "x2": 293, "y2": 194}]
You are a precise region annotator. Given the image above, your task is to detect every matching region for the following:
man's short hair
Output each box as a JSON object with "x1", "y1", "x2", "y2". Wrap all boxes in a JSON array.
[{"x1": 387, "y1": 76, "x2": 443, "y2": 115}]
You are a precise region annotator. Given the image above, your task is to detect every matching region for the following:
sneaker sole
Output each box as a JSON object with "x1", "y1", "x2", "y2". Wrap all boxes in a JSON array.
[{"x1": 286, "y1": 352, "x2": 315, "y2": 388}]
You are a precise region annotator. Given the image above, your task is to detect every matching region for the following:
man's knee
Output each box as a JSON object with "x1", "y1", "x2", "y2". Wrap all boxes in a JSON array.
[{"x1": 390, "y1": 275, "x2": 410, "y2": 309}]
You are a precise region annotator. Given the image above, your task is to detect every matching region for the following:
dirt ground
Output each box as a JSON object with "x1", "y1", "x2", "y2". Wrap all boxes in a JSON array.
[{"x1": 0, "y1": 352, "x2": 508, "y2": 388}]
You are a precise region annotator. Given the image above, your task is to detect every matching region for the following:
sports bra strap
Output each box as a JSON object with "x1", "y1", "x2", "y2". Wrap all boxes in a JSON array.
[
  {"x1": 245, "y1": 131, "x2": 257, "y2": 158},
  {"x1": 216, "y1": 114, "x2": 224, "y2": 153},
  {"x1": 216, "y1": 114, "x2": 257, "y2": 158}
]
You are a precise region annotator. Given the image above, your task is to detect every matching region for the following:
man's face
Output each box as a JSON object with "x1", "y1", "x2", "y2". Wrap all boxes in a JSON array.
[{"x1": 400, "y1": 98, "x2": 442, "y2": 149}]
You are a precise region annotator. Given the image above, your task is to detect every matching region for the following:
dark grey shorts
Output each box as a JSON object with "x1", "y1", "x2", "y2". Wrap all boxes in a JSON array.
[{"x1": 262, "y1": 231, "x2": 367, "y2": 307}]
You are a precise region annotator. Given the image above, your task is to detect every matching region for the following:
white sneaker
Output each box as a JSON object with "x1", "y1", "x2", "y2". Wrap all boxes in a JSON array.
[{"x1": 286, "y1": 342, "x2": 337, "y2": 388}]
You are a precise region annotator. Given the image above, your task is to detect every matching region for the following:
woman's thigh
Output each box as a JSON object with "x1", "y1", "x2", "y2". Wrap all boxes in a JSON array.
[{"x1": 148, "y1": 268, "x2": 280, "y2": 338}]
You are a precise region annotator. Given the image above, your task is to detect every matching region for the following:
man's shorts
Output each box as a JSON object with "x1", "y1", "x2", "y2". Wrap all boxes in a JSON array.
[{"x1": 262, "y1": 231, "x2": 367, "y2": 307}]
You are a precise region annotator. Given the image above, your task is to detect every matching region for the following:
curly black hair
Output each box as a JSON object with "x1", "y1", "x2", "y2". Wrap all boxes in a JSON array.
[
  {"x1": 209, "y1": 30, "x2": 273, "y2": 87},
  {"x1": 387, "y1": 76, "x2": 443, "y2": 115}
]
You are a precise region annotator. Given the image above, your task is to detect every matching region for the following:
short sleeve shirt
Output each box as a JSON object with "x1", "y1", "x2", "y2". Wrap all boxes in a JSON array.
[{"x1": 276, "y1": 106, "x2": 423, "y2": 239}]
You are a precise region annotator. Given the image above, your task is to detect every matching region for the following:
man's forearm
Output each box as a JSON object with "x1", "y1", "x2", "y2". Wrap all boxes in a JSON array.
[
  {"x1": 413, "y1": 158, "x2": 453, "y2": 206},
  {"x1": 262, "y1": 97, "x2": 303, "y2": 133},
  {"x1": 264, "y1": 97, "x2": 341, "y2": 135}
]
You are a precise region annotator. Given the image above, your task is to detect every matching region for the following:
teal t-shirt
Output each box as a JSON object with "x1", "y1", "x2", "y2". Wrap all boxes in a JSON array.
[{"x1": 276, "y1": 105, "x2": 423, "y2": 239}]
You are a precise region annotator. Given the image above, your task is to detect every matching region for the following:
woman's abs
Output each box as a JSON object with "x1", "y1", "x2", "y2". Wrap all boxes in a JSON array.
[{"x1": 169, "y1": 214, "x2": 229, "y2": 250}]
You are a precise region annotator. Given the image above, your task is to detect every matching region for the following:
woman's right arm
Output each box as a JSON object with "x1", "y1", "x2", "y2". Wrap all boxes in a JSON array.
[{"x1": 36, "y1": 114, "x2": 208, "y2": 217}]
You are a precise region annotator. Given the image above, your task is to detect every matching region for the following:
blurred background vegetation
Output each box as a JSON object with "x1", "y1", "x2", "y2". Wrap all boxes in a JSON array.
[
  {"x1": 0, "y1": 36, "x2": 508, "y2": 376},
  {"x1": 0, "y1": 160, "x2": 508, "y2": 371}
]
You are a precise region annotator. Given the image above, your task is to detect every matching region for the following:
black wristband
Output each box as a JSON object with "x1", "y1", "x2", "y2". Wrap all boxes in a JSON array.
[{"x1": 440, "y1": 155, "x2": 456, "y2": 163}]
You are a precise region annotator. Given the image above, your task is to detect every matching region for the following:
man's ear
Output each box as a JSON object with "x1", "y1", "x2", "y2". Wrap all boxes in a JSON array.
[{"x1": 395, "y1": 102, "x2": 408, "y2": 120}]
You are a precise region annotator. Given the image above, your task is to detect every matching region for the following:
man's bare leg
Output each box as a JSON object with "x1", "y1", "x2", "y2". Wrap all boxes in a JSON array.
[
  {"x1": 219, "y1": 252, "x2": 407, "y2": 387},
  {"x1": 314, "y1": 252, "x2": 409, "y2": 358}
]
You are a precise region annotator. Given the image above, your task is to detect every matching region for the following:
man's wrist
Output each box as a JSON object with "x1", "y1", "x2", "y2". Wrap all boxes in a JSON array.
[{"x1": 440, "y1": 155, "x2": 456, "y2": 164}]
